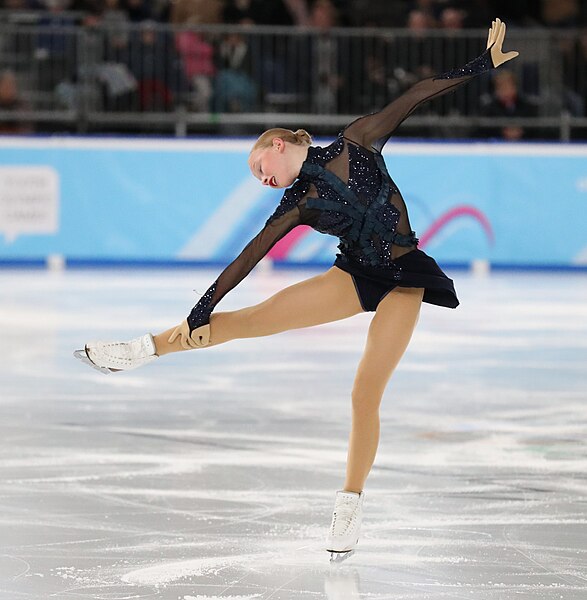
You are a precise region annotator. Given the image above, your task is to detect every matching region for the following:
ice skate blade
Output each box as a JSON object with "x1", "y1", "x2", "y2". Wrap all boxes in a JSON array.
[
  {"x1": 73, "y1": 348, "x2": 118, "y2": 375},
  {"x1": 329, "y1": 549, "x2": 355, "y2": 563}
]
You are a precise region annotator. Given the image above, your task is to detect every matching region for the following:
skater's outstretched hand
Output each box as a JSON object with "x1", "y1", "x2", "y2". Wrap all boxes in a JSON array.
[
  {"x1": 168, "y1": 320, "x2": 211, "y2": 349},
  {"x1": 487, "y1": 17, "x2": 519, "y2": 67}
]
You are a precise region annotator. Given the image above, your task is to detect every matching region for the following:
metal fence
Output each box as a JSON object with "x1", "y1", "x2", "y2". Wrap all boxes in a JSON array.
[{"x1": 1, "y1": 16, "x2": 586, "y2": 140}]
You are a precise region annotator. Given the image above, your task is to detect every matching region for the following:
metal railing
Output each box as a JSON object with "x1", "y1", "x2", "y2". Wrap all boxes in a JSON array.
[{"x1": 0, "y1": 19, "x2": 586, "y2": 140}]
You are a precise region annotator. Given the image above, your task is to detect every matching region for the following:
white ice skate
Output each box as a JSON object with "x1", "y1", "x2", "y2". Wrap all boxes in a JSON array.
[
  {"x1": 325, "y1": 490, "x2": 364, "y2": 562},
  {"x1": 73, "y1": 333, "x2": 158, "y2": 374}
]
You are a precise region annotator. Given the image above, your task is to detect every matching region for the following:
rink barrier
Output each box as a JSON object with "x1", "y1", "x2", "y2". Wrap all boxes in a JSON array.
[
  {"x1": 1, "y1": 257, "x2": 587, "y2": 273},
  {"x1": 1, "y1": 137, "x2": 587, "y2": 270},
  {"x1": 0, "y1": 20, "x2": 586, "y2": 140}
]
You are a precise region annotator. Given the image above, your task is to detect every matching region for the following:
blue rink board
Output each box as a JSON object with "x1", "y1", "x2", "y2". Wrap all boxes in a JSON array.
[{"x1": 0, "y1": 137, "x2": 586, "y2": 268}]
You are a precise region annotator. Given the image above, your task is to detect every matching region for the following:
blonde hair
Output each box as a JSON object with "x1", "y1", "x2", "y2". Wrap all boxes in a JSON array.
[{"x1": 250, "y1": 128, "x2": 312, "y2": 155}]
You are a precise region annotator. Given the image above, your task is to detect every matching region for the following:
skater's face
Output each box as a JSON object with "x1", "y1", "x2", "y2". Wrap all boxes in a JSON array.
[{"x1": 249, "y1": 138, "x2": 298, "y2": 189}]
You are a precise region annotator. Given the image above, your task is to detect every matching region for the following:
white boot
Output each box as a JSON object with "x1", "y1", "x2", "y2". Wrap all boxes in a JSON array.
[
  {"x1": 325, "y1": 490, "x2": 364, "y2": 560},
  {"x1": 73, "y1": 333, "x2": 158, "y2": 374}
]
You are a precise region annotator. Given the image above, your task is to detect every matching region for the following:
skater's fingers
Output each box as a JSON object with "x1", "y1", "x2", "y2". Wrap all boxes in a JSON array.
[
  {"x1": 195, "y1": 329, "x2": 210, "y2": 347},
  {"x1": 496, "y1": 20, "x2": 506, "y2": 50},
  {"x1": 168, "y1": 326, "x2": 180, "y2": 344},
  {"x1": 181, "y1": 334, "x2": 195, "y2": 350},
  {"x1": 184, "y1": 332, "x2": 201, "y2": 349},
  {"x1": 188, "y1": 333, "x2": 203, "y2": 348},
  {"x1": 188, "y1": 324, "x2": 210, "y2": 348},
  {"x1": 487, "y1": 21, "x2": 496, "y2": 47}
]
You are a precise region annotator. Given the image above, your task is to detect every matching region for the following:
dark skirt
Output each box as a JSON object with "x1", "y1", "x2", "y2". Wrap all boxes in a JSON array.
[{"x1": 333, "y1": 249, "x2": 459, "y2": 312}]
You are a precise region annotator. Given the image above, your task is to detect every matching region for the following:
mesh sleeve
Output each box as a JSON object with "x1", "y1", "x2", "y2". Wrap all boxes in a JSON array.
[
  {"x1": 344, "y1": 47, "x2": 494, "y2": 152},
  {"x1": 186, "y1": 193, "x2": 302, "y2": 332}
]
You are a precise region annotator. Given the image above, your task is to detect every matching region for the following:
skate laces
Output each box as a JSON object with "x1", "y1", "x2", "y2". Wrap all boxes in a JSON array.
[
  {"x1": 331, "y1": 495, "x2": 359, "y2": 536},
  {"x1": 103, "y1": 336, "x2": 150, "y2": 361}
]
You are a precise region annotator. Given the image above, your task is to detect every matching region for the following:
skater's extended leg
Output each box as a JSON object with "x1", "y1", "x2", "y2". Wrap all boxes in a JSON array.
[
  {"x1": 154, "y1": 266, "x2": 364, "y2": 355},
  {"x1": 343, "y1": 286, "x2": 424, "y2": 493}
]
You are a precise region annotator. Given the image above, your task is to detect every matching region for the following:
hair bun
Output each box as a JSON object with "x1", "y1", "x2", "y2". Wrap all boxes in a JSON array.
[{"x1": 294, "y1": 129, "x2": 312, "y2": 145}]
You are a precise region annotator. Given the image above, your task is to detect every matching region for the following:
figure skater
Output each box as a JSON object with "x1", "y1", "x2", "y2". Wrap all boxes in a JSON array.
[{"x1": 75, "y1": 19, "x2": 518, "y2": 561}]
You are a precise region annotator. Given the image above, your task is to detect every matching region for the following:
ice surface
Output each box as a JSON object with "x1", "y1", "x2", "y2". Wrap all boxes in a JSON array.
[{"x1": 0, "y1": 267, "x2": 586, "y2": 599}]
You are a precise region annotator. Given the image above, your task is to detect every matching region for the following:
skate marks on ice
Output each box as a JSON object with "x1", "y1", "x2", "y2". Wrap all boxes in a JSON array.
[
  {"x1": 1, "y1": 421, "x2": 586, "y2": 597},
  {"x1": 0, "y1": 269, "x2": 586, "y2": 599}
]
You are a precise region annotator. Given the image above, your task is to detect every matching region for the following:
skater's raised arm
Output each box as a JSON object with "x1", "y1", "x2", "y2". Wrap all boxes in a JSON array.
[{"x1": 344, "y1": 17, "x2": 518, "y2": 152}]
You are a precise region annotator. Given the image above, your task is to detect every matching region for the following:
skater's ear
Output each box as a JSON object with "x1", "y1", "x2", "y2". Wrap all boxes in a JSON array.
[{"x1": 272, "y1": 137, "x2": 286, "y2": 152}]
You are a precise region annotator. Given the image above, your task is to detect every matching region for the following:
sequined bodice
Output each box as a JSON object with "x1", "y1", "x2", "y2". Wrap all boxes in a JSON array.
[
  {"x1": 288, "y1": 136, "x2": 418, "y2": 271},
  {"x1": 187, "y1": 47, "x2": 494, "y2": 331}
]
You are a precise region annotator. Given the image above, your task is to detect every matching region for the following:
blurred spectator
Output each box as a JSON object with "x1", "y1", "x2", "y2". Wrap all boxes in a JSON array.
[
  {"x1": 57, "y1": 11, "x2": 104, "y2": 110},
  {"x1": 2, "y1": 0, "x2": 42, "y2": 7},
  {"x1": 439, "y1": 6, "x2": 465, "y2": 30},
  {"x1": 346, "y1": 0, "x2": 407, "y2": 27},
  {"x1": 541, "y1": 0, "x2": 580, "y2": 27},
  {"x1": 35, "y1": 0, "x2": 78, "y2": 98},
  {"x1": 409, "y1": 0, "x2": 544, "y2": 28},
  {"x1": 101, "y1": 14, "x2": 137, "y2": 110},
  {"x1": 223, "y1": 0, "x2": 261, "y2": 24},
  {"x1": 222, "y1": 0, "x2": 309, "y2": 25},
  {"x1": 149, "y1": 0, "x2": 172, "y2": 21},
  {"x1": 0, "y1": 69, "x2": 33, "y2": 134},
  {"x1": 479, "y1": 69, "x2": 538, "y2": 140},
  {"x1": 381, "y1": 9, "x2": 440, "y2": 118},
  {"x1": 437, "y1": 5, "x2": 482, "y2": 118},
  {"x1": 170, "y1": 0, "x2": 222, "y2": 25},
  {"x1": 309, "y1": 0, "x2": 343, "y2": 113},
  {"x1": 560, "y1": 30, "x2": 587, "y2": 117},
  {"x1": 398, "y1": 9, "x2": 439, "y2": 81},
  {"x1": 460, "y1": 0, "x2": 493, "y2": 27},
  {"x1": 438, "y1": 6, "x2": 468, "y2": 62},
  {"x1": 223, "y1": 0, "x2": 309, "y2": 25},
  {"x1": 411, "y1": 0, "x2": 437, "y2": 17},
  {"x1": 355, "y1": 50, "x2": 390, "y2": 113},
  {"x1": 407, "y1": 7, "x2": 437, "y2": 30},
  {"x1": 282, "y1": 0, "x2": 312, "y2": 25},
  {"x1": 223, "y1": 0, "x2": 298, "y2": 25},
  {"x1": 213, "y1": 30, "x2": 257, "y2": 112},
  {"x1": 101, "y1": 0, "x2": 130, "y2": 46},
  {"x1": 485, "y1": 0, "x2": 540, "y2": 27},
  {"x1": 88, "y1": 12, "x2": 138, "y2": 111},
  {"x1": 127, "y1": 20, "x2": 184, "y2": 110},
  {"x1": 175, "y1": 23, "x2": 216, "y2": 111},
  {"x1": 364, "y1": 8, "x2": 440, "y2": 134},
  {"x1": 69, "y1": 0, "x2": 102, "y2": 13},
  {"x1": 247, "y1": 1, "x2": 318, "y2": 112},
  {"x1": 123, "y1": 0, "x2": 152, "y2": 22},
  {"x1": 256, "y1": 0, "x2": 289, "y2": 25}
]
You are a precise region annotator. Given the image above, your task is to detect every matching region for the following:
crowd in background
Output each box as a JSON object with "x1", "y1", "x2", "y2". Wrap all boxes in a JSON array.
[
  {"x1": 0, "y1": 0, "x2": 586, "y2": 138},
  {"x1": 2, "y1": 0, "x2": 587, "y2": 28}
]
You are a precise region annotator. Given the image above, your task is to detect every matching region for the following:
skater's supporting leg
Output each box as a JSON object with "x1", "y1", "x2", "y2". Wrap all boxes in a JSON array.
[
  {"x1": 154, "y1": 266, "x2": 364, "y2": 355},
  {"x1": 343, "y1": 286, "x2": 424, "y2": 493}
]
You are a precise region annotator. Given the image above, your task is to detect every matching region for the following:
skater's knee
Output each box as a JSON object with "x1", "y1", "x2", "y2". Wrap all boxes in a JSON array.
[{"x1": 351, "y1": 384, "x2": 383, "y2": 415}]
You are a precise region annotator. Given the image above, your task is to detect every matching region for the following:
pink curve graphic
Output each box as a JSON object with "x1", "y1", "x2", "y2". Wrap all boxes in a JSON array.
[
  {"x1": 418, "y1": 205, "x2": 494, "y2": 249},
  {"x1": 266, "y1": 206, "x2": 493, "y2": 260},
  {"x1": 267, "y1": 225, "x2": 313, "y2": 260}
]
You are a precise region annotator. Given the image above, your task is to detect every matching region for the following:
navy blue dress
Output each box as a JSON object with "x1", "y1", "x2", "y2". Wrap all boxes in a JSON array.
[{"x1": 187, "y1": 48, "x2": 495, "y2": 331}]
